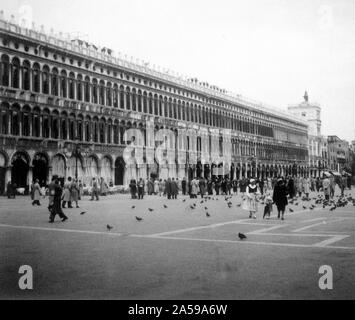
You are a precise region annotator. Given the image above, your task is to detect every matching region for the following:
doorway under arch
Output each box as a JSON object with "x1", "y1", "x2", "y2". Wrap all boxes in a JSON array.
[
  {"x1": 115, "y1": 157, "x2": 125, "y2": 186},
  {"x1": 33, "y1": 153, "x2": 49, "y2": 186},
  {"x1": 11, "y1": 152, "x2": 29, "y2": 190}
]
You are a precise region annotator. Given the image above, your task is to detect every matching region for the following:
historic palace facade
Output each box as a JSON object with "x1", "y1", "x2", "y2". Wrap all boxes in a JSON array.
[{"x1": 0, "y1": 15, "x2": 309, "y2": 193}]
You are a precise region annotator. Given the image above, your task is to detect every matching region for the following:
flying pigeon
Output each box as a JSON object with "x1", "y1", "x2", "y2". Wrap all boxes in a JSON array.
[
  {"x1": 135, "y1": 216, "x2": 143, "y2": 221},
  {"x1": 238, "y1": 232, "x2": 247, "y2": 240},
  {"x1": 106, "y1": 224, "x2": 114, "y2": 231},
  {"x1": 80, "y1": 211, "x2": 86, "y2": 215}
]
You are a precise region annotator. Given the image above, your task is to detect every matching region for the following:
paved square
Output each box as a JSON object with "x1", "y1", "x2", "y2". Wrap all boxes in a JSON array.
[{"x1": 0, "y1": 190, "x2": 354, "y2": 299}]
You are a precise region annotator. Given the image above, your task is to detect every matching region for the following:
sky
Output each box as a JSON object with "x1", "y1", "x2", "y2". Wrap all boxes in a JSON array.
[{"x1": 1, "y1": 0, "x2": 355, "y2": 141}]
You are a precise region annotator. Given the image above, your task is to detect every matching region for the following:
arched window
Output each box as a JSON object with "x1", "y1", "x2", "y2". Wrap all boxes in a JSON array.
[
  {"x1": 0, "y1": 102, "x2": 9, "y2": 134},
  {"x1": 119, "y1": 86, "x2": 125, "y2": 109},
  {"x1": 0, "y1": 54, "x2": 10, "y2": 86},
  {"x1": 113, "y1": 120, "x2": 119, "y2": 144},
  {"x1": 182, "y1": 102, "x2": 185, "y2": 121},
  {"x1": 10, "y1": 104, "x2": 20, "y2": 136},
  {"x1": 168, "y1": 98, "x2": 172, "y2": 118},
  {"x1": 148, "y1": 93, "x2": 153, "y2": 114},
  {"x1": 51, "y1": 111, "x2": 59, "y2": 139},
  {"x1": 68, "y1": 72, "x2": 75, "y2": 99},
  {"x1": 77, "y1": 115, "x2": 83, "y2": 141},
  {"x1": 92, "y1": 79, "x2": 98, "y2": 104},
  {"x1": 154, "y1": 94, "x2": 158, "y2": 115},
  {"x1": 113, "y1": 84, "x2": 119, "y2": 108},
  {"x1": 107, "y1": 120, "x2": 112, "y2": 144},
  {"x1": 22, "y1": 105, "x2": 31, "y2": 136},
  {"x1": 33, "y1": 108, "x2": 41, "y2": 137},
  {"x1": 22, "y1": 60, "x2": 31, "y2": 90},
  {"x1": 106, "y1": 82, "x2": 112, "y2": 106},
  {"x1": 173, "y1": 99, "x2": 177, "y2": 119},
  {"x1": 84, "y1": 76, "x2": 90, "y2": 102},
  {"x1": 99, "y1": 119, "x2": 105, "y2": 143},
  {"x1": 159, "y1": 96, "x2": 163, "y2": 116},
  {"x1": 93, "y1": 118, "x2": 99, "y2": 142},
  {"x1": 60, "y1": 113, "x2": 68, "y2": 140},
  {"x1": 186, "y1": 103, "x2": 190, "y2": 122},
  {"x1": 137, "y1": 90, "x2": 142, "y2": 112},
  {"x1": 33, "y1": 63, "x2": 40, "y2": 93},
  {"x1": 68, "y1": 114, "x2": 75, "y2": 140},
  {"x1": 42, "y1": 109, "x2": 50, "y2": 138},
  {"x1": 11, "y1": 57, "x2": 20, "y2": 88},
  {"x1": 77, "y1": 74, "x2": 83, "y2": 101},
  {"x1": 132, "y1": 88, "x2": 137, "y2": 111},
  {"x1": 126, "y1": 87, "x2": 131, "y2": 110},
  {"x1": 42, "y1": 65, "x2": 50, "y2": 94},
  {"x1": 99, "y1": 80, "x2": 105, "y2": 105},
  {"x1": 60, "y1": 70, "x2": 67, "y2": 98},
  {"x1": 85, "y1": 116, "x2": 91, "y2": 142},
  {"x1": 177, "y1": 101, "x2": 181, "y2": 120},
  {"x1": 51, "y1": 68, "x2": 59, "y2": 96},
  {"x1": 143, "y1": 92, "x2": 147, "y2": 113}
]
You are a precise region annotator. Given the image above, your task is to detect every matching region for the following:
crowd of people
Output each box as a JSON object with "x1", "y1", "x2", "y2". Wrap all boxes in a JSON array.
[
  {"x1": 128, "y1": 174, "x2": 352, "y2": 221},
  {"x1": 3, "y1": 171, "x2": 352, "y2": 223}
]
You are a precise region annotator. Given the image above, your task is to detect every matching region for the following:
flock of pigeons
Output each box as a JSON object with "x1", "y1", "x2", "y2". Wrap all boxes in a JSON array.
[{"x1": 78, "y1": 192, "x2": 354, "y2": 239}]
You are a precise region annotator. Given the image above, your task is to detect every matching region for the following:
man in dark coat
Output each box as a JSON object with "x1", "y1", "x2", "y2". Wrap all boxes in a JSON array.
[
  {"x1": 165, "y1": 178, "x2": 172, "y2": 199},
  {"x1": 199, "y1": 177, "x2": 206, "y2": 198},
  {"x1": 171, "y1": 178, "x2": 178, "y2": 199},
  {"x1": 49, "y1": 179, "x2": 68, "y2": 223},
  {"x1": 181, "y1": 177, "x2": 187, "y2": 195},
  {"x1": 273, "y1": 178, "x2": 288, "y2": 220},
  {"x1": 287, "y1": 177, "x2": 296, "y2": 199}
]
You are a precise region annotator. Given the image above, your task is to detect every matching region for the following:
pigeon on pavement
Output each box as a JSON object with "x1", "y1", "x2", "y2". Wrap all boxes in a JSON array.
[
  {"x1": 238, "y1": 233, "x2": 247, "y2": 240},
  {"x1": 135, "y1": 216, "x2": 143, "y2": 221},
  {"x1": 106, "y1": 224, "x2": 114, "y2": 231}
]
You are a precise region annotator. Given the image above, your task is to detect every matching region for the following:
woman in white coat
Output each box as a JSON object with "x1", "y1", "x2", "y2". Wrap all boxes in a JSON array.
[{"x1": 243, "y1": 179, "x2": 260, "y2": 219}]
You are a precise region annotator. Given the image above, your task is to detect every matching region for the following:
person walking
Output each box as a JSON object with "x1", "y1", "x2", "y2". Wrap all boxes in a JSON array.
[
  {"x1": 137, "y1": 178, "x2": 144, "y2": 199},
  {"x1": 273, "y1": 178, "x2": 288, "y2": 220},
  {"x1": 129, "y1": 179, "x2": 137, "y2": 199},
  {"x1": 70, "y1": 178, "x2": 80, "y2": 208},
  {"x1": 243, "y1": 179, "x2": 260, "y2": 219},
  {"x1": 47, "y1": 176, "x2": 57, "y2": 212},
  {"x1": 181, "y1": 177, "x2": 187, "y2": 195},
  {"x1": 199, "y1": 177, "x2": 206, "y2": 198},
  {"x1": 154, "y1": 179, "x2": 159, "y2": 195},
  {"x1": 191, "y1": 177, "x2": 199, "y2": 199},
  {"x1": 296, "y1": 176, "x2": 303, "y2": 197},
  {"x1": 49, "y1": 178, "x2": 68, "y2": 223},
  {"x1": 171, "y1": 178, "x2": 178, "y2": 199},
  {"x1": 287, "y1": 177, "x2": 296, "y2": 199},
  {"x1": 302, "y1": 176, "x2": 311, "y2": 200},
  {"x1": 78, "y1": 180, "x2": 83, "y2": 200},
  {"x1": 165, "y1": 178, "x2": 172, "y2": 199},
  {"x1": 90, "y1": 177, "x2": 99, "y2": 201},
  {"x1": 158, "y1": 178, "x2": 164, "y2": 196},
  {"x1": 31, "y1": 179, "x2": 41, "y2": 206},
  {"x1": 322, "y1": 175, "x2": 331, "y2": 201}
]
